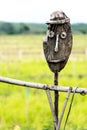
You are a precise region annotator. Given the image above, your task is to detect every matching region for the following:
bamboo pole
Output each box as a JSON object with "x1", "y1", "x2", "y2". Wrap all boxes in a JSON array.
[{"x1": 0, "y1": 76, "x2": 87, "y2": 95}]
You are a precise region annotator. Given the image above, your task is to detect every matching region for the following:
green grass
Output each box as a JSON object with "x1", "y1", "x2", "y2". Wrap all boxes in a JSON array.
[{"x1": 0, "y1": 34, "x2": 87, "y2": 130}]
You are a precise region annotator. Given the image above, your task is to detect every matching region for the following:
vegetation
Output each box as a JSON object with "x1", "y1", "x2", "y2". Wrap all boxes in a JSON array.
[
  {"x1": 0, "y1": 22, "x2": 87, "y2": 34},
  {"x1": 0, "y1": 22, "x2": 47, "y2": 35},
  {"x1": 71, "y1": 23, "x2": 87, "y2": 34},
  {"x1": 0, "y1": 34, "x2": 87, "y2": 130}
]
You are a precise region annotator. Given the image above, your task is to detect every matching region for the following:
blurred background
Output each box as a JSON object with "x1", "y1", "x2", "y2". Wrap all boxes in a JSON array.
[{"x1": 0, "y1": 0, "x2": 87, "y2": 130}]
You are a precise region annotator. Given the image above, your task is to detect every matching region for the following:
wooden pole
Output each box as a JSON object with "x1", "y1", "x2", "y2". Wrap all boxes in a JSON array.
[
  {"x1": 54, "y1": 72, "x2": 59, "y2": 130},
  {"x1": 0, "y1": 76, "x2": 87, "y2": 94}
]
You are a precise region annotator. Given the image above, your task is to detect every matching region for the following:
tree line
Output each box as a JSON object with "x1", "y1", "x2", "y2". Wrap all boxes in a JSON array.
[
  {"x1": 0, "y1": 22, "x2": 87, "y2": 35},
  {"x1": 0, "y1": 22, "x2": 46, "y2": 34}
]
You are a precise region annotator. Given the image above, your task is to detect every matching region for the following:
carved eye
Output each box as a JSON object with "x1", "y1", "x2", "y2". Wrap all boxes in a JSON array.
[
  {"x1": 60, "y1": 32, "x2": 67, "y2": 39},
  {"x1": 48, "y1": 31, "x2": 55, "y2": 38}
]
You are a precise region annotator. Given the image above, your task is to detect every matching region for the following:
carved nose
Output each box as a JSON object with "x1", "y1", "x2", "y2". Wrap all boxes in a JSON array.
[{"x1": 54, "y1": 34, "x2": 59, "y2": 52}]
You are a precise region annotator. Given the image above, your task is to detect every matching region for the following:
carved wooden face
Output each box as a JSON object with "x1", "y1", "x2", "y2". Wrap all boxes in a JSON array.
[{"x1": 43, "y1": 11, "x2": 72, "y2": 73}]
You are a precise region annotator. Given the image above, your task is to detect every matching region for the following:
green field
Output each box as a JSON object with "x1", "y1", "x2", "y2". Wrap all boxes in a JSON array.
[{"x1": 0, "y1": 34, "x2": 87, "y2": 130}]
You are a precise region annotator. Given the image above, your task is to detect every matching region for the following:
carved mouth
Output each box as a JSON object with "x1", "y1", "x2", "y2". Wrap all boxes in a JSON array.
[{"x1": 48, "y1": 58, "x2": 66, "y2": 63}]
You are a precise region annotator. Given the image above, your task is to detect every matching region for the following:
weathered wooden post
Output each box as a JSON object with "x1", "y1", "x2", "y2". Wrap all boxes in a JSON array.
[{"x1": 43, "y1": 10, "x2": 73, "y2": 130}]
